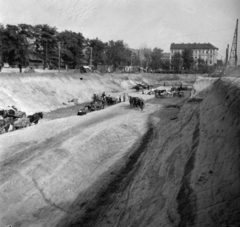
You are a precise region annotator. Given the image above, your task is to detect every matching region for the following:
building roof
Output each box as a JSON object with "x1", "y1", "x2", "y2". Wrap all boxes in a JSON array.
[
  {"x1": 170, "y1": 43, "x2": 218, "y2": 50},
  {"x1": 162, "y1": 53, "x2": 170, "y2": 58}
]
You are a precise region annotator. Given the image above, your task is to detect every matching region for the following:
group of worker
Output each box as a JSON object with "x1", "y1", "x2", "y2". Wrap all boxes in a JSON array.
[{"x1": 100, "y1": 92, "x2": 127, "y2": 103}]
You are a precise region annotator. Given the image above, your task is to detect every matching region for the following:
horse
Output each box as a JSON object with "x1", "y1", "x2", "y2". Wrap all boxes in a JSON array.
[
  {"x1": 27, "y1": 112, "x2": 43, "y2": 125},
  {"x1": 129, "y1": 96, "x2": 136, "y2": 108},
  {"x1": 129, "y1": 96, "x2": 144, "y2": 110},
  {"x1": 0, "y1": 117, "x2": 17, "y2": 133},
  {"x1": 90, "y1": 101, "x2": 104, "y2": 111},
  {"x1": 137, "y1": 98, "x2": 145, "y2": 110},
  {"x1": 106, "y1": 96, "x2": 118, "y2": 105}
]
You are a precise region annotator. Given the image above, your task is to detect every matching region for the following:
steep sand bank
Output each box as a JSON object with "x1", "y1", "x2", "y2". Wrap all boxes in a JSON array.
[
  {"x1": 191, "y1": 76, "x2": 218, "y2": 98},
  {"x1": 0, "y1": 73, "x2": 197, "y2": 114},
  {"x1": 77, "y1": 77, "x2": 240, "y2": 227}
]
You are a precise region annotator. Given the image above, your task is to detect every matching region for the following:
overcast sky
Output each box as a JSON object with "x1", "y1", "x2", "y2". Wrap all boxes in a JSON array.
[{"x1": 0, "y1": 0, "x2": 239, "y2": 60}]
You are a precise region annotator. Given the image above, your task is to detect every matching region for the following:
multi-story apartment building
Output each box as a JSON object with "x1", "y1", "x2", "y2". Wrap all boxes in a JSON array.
[
  {"x1": 161, "y1": 53, "x2": 171, "y2": 62},
  {"x1": 170, "y1": 43, "x2": 218, "y2": 66}
]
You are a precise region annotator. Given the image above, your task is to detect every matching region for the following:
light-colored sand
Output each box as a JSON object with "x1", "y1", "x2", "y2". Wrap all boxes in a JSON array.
[
  {"x1": 0, "y1": 101, "x2": 159, "y2": 227},
  {"x1": 0, "y1": 72, "x2": 196, "y2": 114},
  {"x1": 0, "y1": 73, "x2": 239, "y2": 227}
]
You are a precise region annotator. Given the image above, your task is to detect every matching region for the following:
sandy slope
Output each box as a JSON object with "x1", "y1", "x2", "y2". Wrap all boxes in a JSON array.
[
  {"x1": 0, "y1": 72, "x2": 196, "y2": 114},
  {"x1": 77, "y1": 77, "x2": 240, "y2": 227},
  {"x1": 0, "y1": 72, "x2": 239, "y2": 227},
  {"x1": 0, "y1": 100, "x2": 160, "y2": 227},
  {"x1": 191, "y1": 76, "x2": 218, "y2": 98}
]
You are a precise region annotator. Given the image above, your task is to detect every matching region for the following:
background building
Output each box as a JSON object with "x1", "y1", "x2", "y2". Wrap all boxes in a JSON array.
[
  {"x1": 161, "y1": 52, "x2": 170, "y2": 62},
  {"x1": 170, "y1": 43, "x2": 218, "y2": 66}
]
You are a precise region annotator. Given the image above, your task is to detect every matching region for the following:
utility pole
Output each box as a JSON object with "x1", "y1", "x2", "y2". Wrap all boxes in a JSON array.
[
  {"x1": 130, "y1": 51, "x2": 133, "y2": 73},
  {"x1": 90, "y1": 47, "x2": 92, "y2": 69},
  {"x1": 45, "y1": 42, "x2": 47, "y2": 70},
  {"x1": 225, "y1": 44, "x2": 229, "y2": 67},
  {"x1": 58, "y1": 42, "x2": 61, "y2": 73}
]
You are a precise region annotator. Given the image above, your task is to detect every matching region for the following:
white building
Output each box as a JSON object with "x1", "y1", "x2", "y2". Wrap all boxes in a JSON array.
[{"x1": 170, "y1": 43, "x2": 218, "y2": 66}]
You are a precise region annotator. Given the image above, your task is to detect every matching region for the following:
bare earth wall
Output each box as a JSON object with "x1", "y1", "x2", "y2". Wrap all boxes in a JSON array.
[
  {"x1": 87, "y1": 77, "x2": 240, "y2": 227},
  {"x1": 0, "y1": 72, "x2": 197, "y2": 114}
]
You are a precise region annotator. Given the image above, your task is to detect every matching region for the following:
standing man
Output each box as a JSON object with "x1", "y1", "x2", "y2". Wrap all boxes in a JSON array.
[
  {"x1": 18, "y1": 62, "x2": 22, "y2": 73},
  {"x1": 102, "y1": 91, "x2": 106, "y2": 99},
  {"x1": 0, "y1": 62, "x2": 3, "y2": 72}
]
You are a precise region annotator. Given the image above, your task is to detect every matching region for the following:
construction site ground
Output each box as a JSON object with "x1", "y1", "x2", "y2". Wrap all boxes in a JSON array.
[{"x1": 0, "y1": 72, "x2": 239, "y2": 227}]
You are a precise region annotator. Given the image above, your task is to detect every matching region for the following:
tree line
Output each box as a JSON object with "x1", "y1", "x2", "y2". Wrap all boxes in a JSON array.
[
  {"x1": 0, "y1": 23, "x2": 171, "y2": 71},
  {"x1": 0, "y1": 23, "x2": 221, "y2": 73}
]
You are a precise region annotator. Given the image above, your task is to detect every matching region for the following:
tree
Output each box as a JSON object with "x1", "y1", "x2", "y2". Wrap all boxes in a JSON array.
[
  {"x1": 171, "y1": 52, "x2": 182, "y2": 73},
  {"x1": 1, "y1": 24, "x2": 29, "y2": 65},
  {"x1": 142, "y1": 48, "x2": 152, "y2": 70},
  {"x1": 197, "y1": 57, "x2": 205, "y2": 71},
  {"x1": 18, "y1": 24, "x2": 35, "y2": 65},
  {"x1": 150, "y1": 47, "x2": 163, "y2": 70},
  {"x1": 57, "y1": 30, "x2": 84, "y2": 68},
  {"x1": 0, "y1": 24, "x2": 5, "y2": 63},
  {"x1": 182, "y1": 49, "x2": 194, "y2": 71},
  {"x1": 131, "y1": 50, "x2": 140, "y2": 66},
  {"x1": 162, "y1": 59, "x2": 171, "y2": 70},
  {"x1": 87, "y1": 38, "x2": 107, "y2": 67},
  {"x1": 33, "y1": 24, "x2": 58, "y2": 69},
  {"x1": 105, "y1": 40, "x2": 130, "y2": 68}
]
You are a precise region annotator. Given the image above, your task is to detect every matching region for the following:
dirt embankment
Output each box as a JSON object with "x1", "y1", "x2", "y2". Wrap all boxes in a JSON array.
[
  {"x1": 60, "y1": 77, "x2": 239, "y2": 227},
  {"x1": 0, "y1": 102, "x2": 159, "y2": 227},
  {"x1": 0, "y1": 73, "x2": 197, "y2": 114},
  {"x1": 1, "y1": 73, "x2": 239, "y2": 227}
]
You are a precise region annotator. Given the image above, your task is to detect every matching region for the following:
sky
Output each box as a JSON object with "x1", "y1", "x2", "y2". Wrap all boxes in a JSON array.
[{"x1": 0, "y1": 0, "x2": 239, "y2": 61}]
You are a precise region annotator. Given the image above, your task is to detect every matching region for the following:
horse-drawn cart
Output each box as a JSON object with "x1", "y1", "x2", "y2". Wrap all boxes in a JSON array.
[
  {"x1": 0, "y1": 108, "x2": 26, "y2": 118},
  {"x1": 77, "y1": 105, "x2": 95, "y2": 116},
  {"x1": 91, "y1": 101, "x2": 104, "y2": 110}
]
